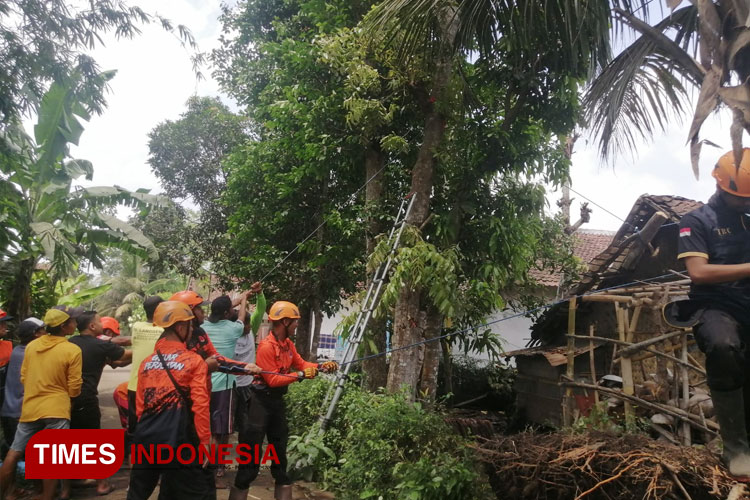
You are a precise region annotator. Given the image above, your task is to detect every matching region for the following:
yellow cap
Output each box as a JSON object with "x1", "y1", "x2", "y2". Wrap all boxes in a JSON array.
[{"x1": 43, "y1": 309, "x2": 70, "y2": 328}]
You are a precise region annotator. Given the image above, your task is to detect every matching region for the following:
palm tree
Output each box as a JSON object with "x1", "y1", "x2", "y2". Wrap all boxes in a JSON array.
[
  {"x1": 0, "y1": 74, "x2": 165, "y2": 318},
  {"x1": 366, "y1": 0, "x2": 633, "y2": 395},
  {"x1": 583, "y1": 1, "x2": 750, "y2": 177}
]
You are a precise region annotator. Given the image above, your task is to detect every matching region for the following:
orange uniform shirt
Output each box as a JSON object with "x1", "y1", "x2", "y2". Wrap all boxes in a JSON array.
[
  {"x1": 253, "y1": 333, "x2": 317, "y2": 389},
  {"x1": 136, "y1": 339, "x2": 210, "y2": 445}
]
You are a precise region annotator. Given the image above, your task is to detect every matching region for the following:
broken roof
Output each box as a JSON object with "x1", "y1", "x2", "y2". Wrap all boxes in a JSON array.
[{"x1": 574, "y1": 195, "x2": 703, "y2": 294}]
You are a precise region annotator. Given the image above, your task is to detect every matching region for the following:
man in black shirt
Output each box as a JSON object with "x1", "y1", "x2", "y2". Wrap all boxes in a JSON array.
[
  {"x1": 67, "y1": 311, "x2": 132, "y2": 496},
  {"x1": 678, "y1": 148, "x2": 750, "y2": 480}
]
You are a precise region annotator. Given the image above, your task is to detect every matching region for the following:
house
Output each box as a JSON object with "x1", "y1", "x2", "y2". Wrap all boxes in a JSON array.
[{"x1": 505, "y1": 194, "x2": 704, "y2": 426}]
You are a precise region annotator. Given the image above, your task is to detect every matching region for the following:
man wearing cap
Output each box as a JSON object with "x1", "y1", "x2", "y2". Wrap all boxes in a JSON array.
[
  {"x1": 0, "y1": 318, "x2": 45, "y2": 460},
  {"x1": 0, "y1": 307, "x2": 82, "y2": 500}
]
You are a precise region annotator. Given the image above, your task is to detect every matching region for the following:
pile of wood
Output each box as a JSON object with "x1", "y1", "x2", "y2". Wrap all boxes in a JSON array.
[
  {"x1": 476, "y1": 431, "x2": 743, "y2": 500},
  {"x1": 563, "y1": 279, "x2": 715, "y2": 445}
]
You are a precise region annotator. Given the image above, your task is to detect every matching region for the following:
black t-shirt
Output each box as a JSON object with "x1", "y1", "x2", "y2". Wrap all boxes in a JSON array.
[
  {"x1": 68, "y1": 334, "x2": 125, "y2": 402},
  {"x1": 678, "y1": 193, "x2": 750, "y2": 319}
]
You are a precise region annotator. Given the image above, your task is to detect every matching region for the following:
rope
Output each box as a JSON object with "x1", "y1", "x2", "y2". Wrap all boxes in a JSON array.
[
  {"x1": 258, "y1": 164, "x2": 388, "y2": 283},
  {"x1": 252, "y1": 271, "x2": 687, "y2": 378}
]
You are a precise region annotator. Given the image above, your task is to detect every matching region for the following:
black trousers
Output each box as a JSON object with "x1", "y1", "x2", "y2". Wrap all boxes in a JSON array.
[
  {"x1": 0, "y1": 416, "x2": 17, "y2": 460},
  {"x1": 693, "y1": 308, "x2": 750, "y2": 435},
  {"x1": 127, "y1": 465, "x2": 216, "y2": 500},
  {"x1": 234, "y1": 389, "x2": 290, "y2": 489}
]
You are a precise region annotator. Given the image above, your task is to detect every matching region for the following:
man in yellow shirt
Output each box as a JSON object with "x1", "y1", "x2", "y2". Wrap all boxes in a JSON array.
[{"x1": 0, "y1": 306, "x2": 83, "y2": 500}]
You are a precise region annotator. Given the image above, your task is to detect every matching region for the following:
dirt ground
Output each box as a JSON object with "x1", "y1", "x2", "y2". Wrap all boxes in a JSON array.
[{"x1": 11, "y1": 367, "x2": 334, "y2": 500}]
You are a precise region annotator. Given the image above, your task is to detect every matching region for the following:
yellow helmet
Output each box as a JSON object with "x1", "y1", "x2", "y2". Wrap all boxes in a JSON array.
[
  {"x1": 268, "y1": 301, "x2": 301, "y2": 321},
  {"x1": 153, "y1": 301, "x2": 195, "y2": 328},
  {"x1": 712, "y1": 148, "x2": 750, "y2": 197}
]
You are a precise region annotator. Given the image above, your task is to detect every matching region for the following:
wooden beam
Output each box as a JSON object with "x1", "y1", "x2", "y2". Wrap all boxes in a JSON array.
[{"x1": 618, "y1": 330, "x2": 685, "y2": 358}]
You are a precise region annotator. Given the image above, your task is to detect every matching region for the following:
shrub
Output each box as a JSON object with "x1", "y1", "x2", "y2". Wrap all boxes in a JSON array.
[{"x1": 285, "y1": 377, "x2": 488, "y2": 499}]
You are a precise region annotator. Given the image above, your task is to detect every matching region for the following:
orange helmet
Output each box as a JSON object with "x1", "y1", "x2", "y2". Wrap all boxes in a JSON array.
[
  {"x1": 0, "y1": 308, "x2": 11, "y2": 322},
  {"x1": 153, "y1": 301, "x2": 195, "y2": 328},
  {"x1": 712, "y1": 148, "x2": 750, "y2": 197},
  {"x1": 100, "y1": 316, "x2": 120, "y2": 335},
  {"x1": 268, "y1": 301, "x2": 301, "y2": 321},
  {"x1": 169, "y1": 290, "x2": 208, "y2": 308}
]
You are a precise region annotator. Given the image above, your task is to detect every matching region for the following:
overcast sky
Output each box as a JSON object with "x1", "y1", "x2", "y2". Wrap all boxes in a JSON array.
[{"x1": 67, "y1": 0, "x2": 736, "y2": 233}]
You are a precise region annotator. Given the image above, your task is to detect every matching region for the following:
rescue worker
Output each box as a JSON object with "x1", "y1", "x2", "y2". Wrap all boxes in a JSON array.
[
  {"x1": 170, "y1": 290, "x2": 257, "y2": 375},
  {"x1": 127, "y1": 300, "x2": 214, "y2": 500},
  {"x1": 677, "y1": 148, "x2": 750, "y2": 480},
  {"x1": 99, "y1": 316, "x2": 131, "y2": 346},
  {"x1": 229, "y1": 301, "x2": 338, "y2": 500}
]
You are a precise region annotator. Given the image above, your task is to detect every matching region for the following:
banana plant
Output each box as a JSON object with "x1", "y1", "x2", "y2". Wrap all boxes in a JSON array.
[{"x1": 0, "y1": 73, "x2": 167, "y2": 318}]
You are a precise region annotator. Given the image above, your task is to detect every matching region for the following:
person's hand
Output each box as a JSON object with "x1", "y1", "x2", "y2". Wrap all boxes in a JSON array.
[
  {"x1": 244, "y1": 363, "x2": 262, "y2": 374},
  {"x1": 205, "y1": 356, "x2": 220, "y2": 373},
  {"x1": 318, "y1": 361, "x2": 339, "y2": 373},
  {"x1": 201, "y1": 441, "x2": 211, "y2": 468},
  {"x1": 302, "y1": 366, "x2": 317, "y2": 379},
  {"x1": 246, "y1": 282, "x2": 263, "y2": 297}
]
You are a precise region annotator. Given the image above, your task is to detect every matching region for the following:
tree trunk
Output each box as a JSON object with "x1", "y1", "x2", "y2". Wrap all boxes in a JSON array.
[
  {"x1": 6, "y1": 258, "x2": 34, "y2": 319},
  {"x1": 387, "y1": 288, "x2": 425, "y2": 398},
  {"x1": 386, "y1": 6, "x2": 459, "y2": 397},
  {"x1": 310, "y1": 296, "x2": 323, "y2": 363},
  {"x1": 419, "y1": 307, "x2": 443, "y2": 402},
  {"x1": 295, "y1": 302, "x2": 312, "y2": 359},
  {"x1": 362, "y1": 143, "x2": 389, "y2": 391}
]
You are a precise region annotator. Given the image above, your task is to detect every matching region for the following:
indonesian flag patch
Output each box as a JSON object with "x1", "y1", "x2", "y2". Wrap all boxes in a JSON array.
[{"x1": 680, "y1": 228, "x2": 691, "y2": 237}]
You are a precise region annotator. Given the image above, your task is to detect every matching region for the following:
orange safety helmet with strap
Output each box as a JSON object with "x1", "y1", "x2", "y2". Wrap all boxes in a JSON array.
[
  {"x1": 152, "y1": 301, "x2": 195, "y2": 328},
  {"x1": 713, "y1": 148, "x2": 750, "y2": 197},
  {"x1": 169, "y1": 290, "x2": 208, "y2": 308},
  {"x1": 268, "y1": 301, "x2": 301, "y2": 321}
]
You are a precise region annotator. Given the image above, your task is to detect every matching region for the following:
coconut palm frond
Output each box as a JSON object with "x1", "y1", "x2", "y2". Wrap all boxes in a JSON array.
[{"x1": 583, "y1": 5, "x2": 701, "y2": 162}]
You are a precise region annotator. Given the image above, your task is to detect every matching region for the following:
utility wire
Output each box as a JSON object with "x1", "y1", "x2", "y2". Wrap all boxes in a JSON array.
[
  {"x1": 258, "y1": 164, "x2": 388, "y2": 283},
  {"x1": 564, "y1": 184, "x2": 628, "y2": 224},
  {"x1": 254, "y1": 271, "x2": 686, "y2": 379}
]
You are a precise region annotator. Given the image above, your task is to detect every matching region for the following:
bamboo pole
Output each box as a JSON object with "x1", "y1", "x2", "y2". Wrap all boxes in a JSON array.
[
  {"x1": 562, "y1": 381, "x2": 719, "y2": 435},
  {"x1": 616, "y1": 303, "x2": 635, "y2": 428},
  {"x1": 564, "y1": 297, "x2": 577, "y2": 426},
  {"x1": 618, "y1": 330, "x2": 684, "y2": 358},
  {"x1": 589, "y1": 325, "x2": 599, "y2": 404},
  {"x1": 581, "y1": 295, "x2": 635, "y2": 304},
  {"x1": 603, "y1": 280, "x2": 692, "y2": 294},
  {"x1": 566, "y1": 334, "x2": 705, "y2": 376}
]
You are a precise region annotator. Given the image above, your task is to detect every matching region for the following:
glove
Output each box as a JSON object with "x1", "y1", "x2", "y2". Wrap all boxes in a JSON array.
[
  {"x1": 301, "y1": 366, "x2": 318, "y2": 379},
  {"x1": 318, "y1": 361, "x2": 339, "y2": 373}
]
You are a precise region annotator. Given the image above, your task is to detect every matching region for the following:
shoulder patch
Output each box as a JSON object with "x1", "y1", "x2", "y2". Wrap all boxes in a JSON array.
[{"x1": 680, "y1": 228, "x2": 691, "y2": 237}]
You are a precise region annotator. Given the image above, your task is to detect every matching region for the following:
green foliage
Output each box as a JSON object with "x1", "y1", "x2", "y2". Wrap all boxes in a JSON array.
[
  {"x1": 0, "y1": 77, "x2": 163, "y2": 318},
  {"x1": 0, "y1": 0, "x2": 200, "y2": 124},
  {"x1": 438, "y1": 356, "x2": 516, "y2": 411},
  {"x1": 285, "y1": 378, "x2": 487, "y2": 499}
]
